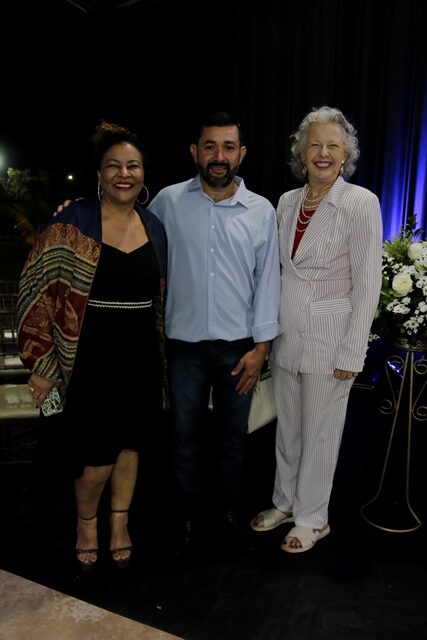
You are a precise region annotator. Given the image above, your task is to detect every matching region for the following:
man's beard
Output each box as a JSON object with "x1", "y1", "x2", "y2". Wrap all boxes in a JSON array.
[{"x1": 197, "y1": 162, "x2": 239, "y2": 188}]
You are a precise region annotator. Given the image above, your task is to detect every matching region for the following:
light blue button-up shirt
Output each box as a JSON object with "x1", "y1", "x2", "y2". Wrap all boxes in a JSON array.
[{"x1": 149, "y1": 175, "x2": 281, "y2": 343}]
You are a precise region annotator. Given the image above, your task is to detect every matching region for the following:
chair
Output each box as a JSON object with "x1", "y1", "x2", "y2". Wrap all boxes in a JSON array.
[
  {"x1": 0, "y1": 291, "x2": 29, "y2": 382},
  {"x1": 0, "y1": 280, "x2": 19, "y2": 295},
  {"x1": 0, "y1": 384, "x2": 39, "y2": 464},
  {"x1": 0, "y1": 293, "x2": 19, "y2": 355},
  {"x1": 0, "y1": 287, "x2": 37, "y2": 462}
]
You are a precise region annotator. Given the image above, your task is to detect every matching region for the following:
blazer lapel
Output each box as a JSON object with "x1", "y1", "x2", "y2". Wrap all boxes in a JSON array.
[
  {"x1": 293, "y1": 203, "x2": 335, "y2": 263},
  {"x1": 292, "y1": 177, "x2": 346, "y2": 264},
  {"x1": 279, "y1": 189, "x2": 303, "y2": 261}
]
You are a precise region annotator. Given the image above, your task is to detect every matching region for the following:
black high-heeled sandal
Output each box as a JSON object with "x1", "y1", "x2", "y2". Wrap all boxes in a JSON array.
[
  {"x1": 110, "y1": 509, "x2": 132, "y2": 570},
  {"x1": 76, "y1": 514, "x2": 98, "y2": 572}
]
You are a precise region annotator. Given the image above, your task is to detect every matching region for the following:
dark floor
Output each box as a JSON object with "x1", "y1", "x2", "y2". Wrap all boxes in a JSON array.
[{"x1": 1, "y1": 382, "x2": 427, "y2": 640}]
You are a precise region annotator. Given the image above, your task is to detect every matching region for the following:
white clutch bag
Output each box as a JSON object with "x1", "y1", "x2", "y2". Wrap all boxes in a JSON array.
[{"x1": 247, "y1": 369, "x2": 277, "y2": 433}]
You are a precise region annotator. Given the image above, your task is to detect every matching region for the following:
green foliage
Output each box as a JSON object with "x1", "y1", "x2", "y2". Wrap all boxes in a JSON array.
[{"x1": 0, "y1": 168, "x2": 52, "y2": 244}]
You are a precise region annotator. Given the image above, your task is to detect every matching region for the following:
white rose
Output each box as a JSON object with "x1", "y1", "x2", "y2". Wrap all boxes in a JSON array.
[
  {"x1": 392, "y1": 272, "x2": 413, "y2": 296},
  {"x1": 408, "y1": 242, "x2": 424, "y2": 261}
]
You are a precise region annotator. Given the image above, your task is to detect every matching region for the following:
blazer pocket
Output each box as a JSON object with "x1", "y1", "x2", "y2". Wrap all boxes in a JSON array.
[{"x1": 310, "y1": 298, "x2": 352, "y2": 315}]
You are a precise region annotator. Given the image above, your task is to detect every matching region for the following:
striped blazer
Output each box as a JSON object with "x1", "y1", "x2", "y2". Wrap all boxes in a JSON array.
[{"x1": 271, "y1": 176, "x2": 383, "y2": 374}]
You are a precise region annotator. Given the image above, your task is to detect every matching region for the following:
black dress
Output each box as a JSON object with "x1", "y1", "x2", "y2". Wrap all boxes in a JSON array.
[{"x1": 45, "y1": 241, "x2": 163, "y2": 479}]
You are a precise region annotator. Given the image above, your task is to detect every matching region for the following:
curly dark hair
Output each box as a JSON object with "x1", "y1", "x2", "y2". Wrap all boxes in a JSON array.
[{"x1": 92, "y1": 120, "x2": 145, "y2": 169}]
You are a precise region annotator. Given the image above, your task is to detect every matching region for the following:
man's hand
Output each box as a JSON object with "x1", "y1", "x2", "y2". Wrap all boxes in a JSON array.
[
  {"x1": 53, "y1": 199, "x2": 77, "y2": 217},
  {"x1": 334, "y1": 368, "x2": 358, "y2": 380},
  {"x1": 231, "y1": 341, "x2": 270, "y2": 396}
]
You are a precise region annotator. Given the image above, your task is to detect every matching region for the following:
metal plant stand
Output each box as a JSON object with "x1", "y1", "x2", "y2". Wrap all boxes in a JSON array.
[{"x1": 361, "y1": 341, "x2": 426, "y2": 533}]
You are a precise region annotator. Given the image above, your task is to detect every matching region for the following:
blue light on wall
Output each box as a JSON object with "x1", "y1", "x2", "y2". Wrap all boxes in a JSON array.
[
  {"x1": 380, "y1": 83, "x2": 427, "y2": 241},
  {"x1": 413, "y1": 88, "x2": 427, "y2": 234}
]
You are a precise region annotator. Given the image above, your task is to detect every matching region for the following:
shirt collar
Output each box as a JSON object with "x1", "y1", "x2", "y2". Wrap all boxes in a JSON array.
[{"x1": 188, "y1": 174, "x2": 249, "y2": 208}]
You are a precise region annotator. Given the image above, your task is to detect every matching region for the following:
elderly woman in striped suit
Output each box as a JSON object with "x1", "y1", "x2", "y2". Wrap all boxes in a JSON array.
[{"x1": 251, "y1": 106, "x2": 383, "y2": 552}]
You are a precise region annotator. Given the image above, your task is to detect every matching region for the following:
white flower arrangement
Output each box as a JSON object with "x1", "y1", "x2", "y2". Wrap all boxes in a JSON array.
[{"x1": 371, "y1": 215, "x2": 427, "y2": 347}]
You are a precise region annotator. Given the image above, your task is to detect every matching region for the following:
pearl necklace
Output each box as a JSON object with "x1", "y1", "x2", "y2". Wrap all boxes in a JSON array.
[
  {"x1": 295, "y1": 185, "x2": 321, "y2": 227},
  {"x1": 303, "y1": 193, "x2": 321, "y2": 203},
  {"x1": 297, "y1": 189, "x2": 317, "y2": 224},
  {"x1": 297, "y1": 207, "x2": 316, "y2": 225},
  {"x1": 303, "y1": 183, "x2": 330, "y2": 207}
]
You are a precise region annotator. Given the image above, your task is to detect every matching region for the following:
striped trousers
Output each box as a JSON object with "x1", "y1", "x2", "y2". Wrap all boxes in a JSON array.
[{"x1": 271, "y1": 364, "x2": 354, "y2": 529}]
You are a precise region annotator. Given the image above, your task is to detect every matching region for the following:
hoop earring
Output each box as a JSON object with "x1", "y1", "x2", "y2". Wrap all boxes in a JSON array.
[
  {"x1": 97, "y1": 180, "x2": 103, "y2": 202},
  {"x1": 138, "y1": 184, "x2": 149, "y2": 205},
  {"x1": 339, "y1": 161, "x2": 345, "y2": 176}
]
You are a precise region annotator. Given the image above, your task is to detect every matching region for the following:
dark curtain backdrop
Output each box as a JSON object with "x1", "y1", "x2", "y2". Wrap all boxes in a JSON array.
[
  {"x1": 1, "y1": 0, "x2": 426, "y2": 239},
  {"x1": 227, "y1": 0, "x2": 427, "y2": 239}
]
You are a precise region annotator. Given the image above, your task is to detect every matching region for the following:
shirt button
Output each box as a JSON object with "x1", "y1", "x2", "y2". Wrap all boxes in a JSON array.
[
  {"x1": 210, "y1": 248, "x2": 214, "y2": 253},
  {"x1": 210, "y1": 272, "x2": 215, "y2": 277}
]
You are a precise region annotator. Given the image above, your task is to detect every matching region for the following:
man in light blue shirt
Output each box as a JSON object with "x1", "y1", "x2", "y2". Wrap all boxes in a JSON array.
[{"x1": 149, "y1": 112, "x2": 281, "y2": 552}]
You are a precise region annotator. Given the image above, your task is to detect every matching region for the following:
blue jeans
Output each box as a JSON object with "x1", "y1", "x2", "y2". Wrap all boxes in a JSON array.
[{"x1": 167, "y1": 338, "x2": 254, "y2": 509}]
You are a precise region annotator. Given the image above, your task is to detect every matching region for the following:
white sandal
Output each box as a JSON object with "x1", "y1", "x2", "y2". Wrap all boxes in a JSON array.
[
  {"x1": 281, "y1": 524, "x2": 331, "y2": 553},
  {"x1": 250, "y1": 507, "x2": 294, "y2": 532}
]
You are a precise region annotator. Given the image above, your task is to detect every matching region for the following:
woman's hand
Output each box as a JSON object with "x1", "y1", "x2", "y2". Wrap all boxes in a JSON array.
[
  {"x1": 28, "y1": 373, "x2": 57, "y2": 408},
  {"x1": 334, "y1": 369, "x2": 358, "y2": 380}
]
